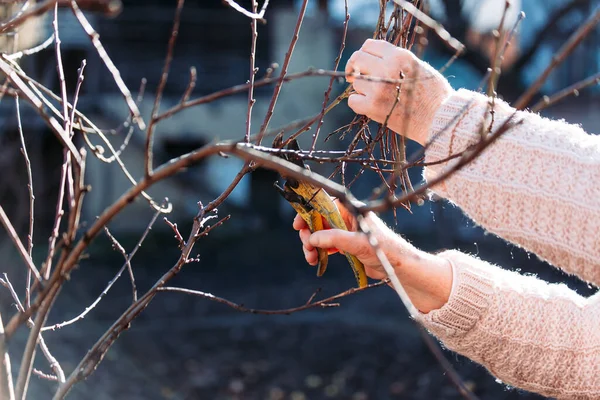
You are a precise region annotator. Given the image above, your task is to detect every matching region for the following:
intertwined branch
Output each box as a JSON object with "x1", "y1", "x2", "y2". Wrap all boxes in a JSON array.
[{"x1": 0, "y1": 0, "x2": 596, "y2": 399}]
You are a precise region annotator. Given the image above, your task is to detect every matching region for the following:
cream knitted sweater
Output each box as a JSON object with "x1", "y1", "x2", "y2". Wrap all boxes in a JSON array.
[{"x1": 418, "y1": 89, "x2": 600, "y2": 399}]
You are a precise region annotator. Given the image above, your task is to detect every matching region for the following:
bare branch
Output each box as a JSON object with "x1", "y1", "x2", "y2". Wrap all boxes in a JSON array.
[
  {"x1": 6, "y1": 33, "x2": 54, "y2": 61},
  {"x1": 532, "y1": 71, "x2": 600, "y2": 112},
  {"x1": 255, "y1": 0, "x2": 308, "y2": 144},
  {"x1": 103, "y1": 227, "x2": 137, "y2": 302},
  {"x1": 309, "y1": 0, "x2": 349, "y2": 153},
  {"x1": 0, "y1": 310, "x2": 15, "y2": 400},
  {"x1": 163, "y1": 218, "x2": 184, "y2": 250},
  {"x1": 222, "y1": 0, "x2": 269, "y2": 22},
  {"x1": 245, "y1": 0, "x2": 258, "y2": 143},
  {"x1": 418, "y1": 326, "x2": 479, "y2": 400},
  {"x1": 70, "y1": 0, "x2": 145, "y2": 129},
  {"x1": 33, "y1": 369, "x2": 58, "y2": 382},
  {"x1": 391, "y1": 0, "x2": 464, "y2": 53},
  {"x1": 155, "y1": 69, "x2": 404, "y2": 124},
  {"x1": 0, "y1": 56, "x2": 81, "y2": 164},
  {"x1": 15, "y1": 95, "x2": 34, "y2": 308},
  {"x1": 42, "y1": 207, "x2": 163, "y2": 332},
  {"x1": 156, "y1": 280, "x2": 389, "y2": 314},
  {"x1": 514, "y1": 8, "x2": 600, "y2": 110},
  {"x1": 1, "y1": 274, "x2": 66, "y2": 392},
  {"x1": 145, "y1": 0, "x2": 185, "y2": 177},
  {"x1": 0, "y1": 206, "x2": 42, "y2": 284}
]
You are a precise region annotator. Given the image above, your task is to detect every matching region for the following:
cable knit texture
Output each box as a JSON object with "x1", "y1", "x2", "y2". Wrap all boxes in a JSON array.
[{"x1": 417, "y1": 89, "x2": 600, "y2": 399}]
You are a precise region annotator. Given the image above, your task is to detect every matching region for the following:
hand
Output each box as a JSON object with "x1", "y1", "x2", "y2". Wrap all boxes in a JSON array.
[
  {"x1": 293, "y1": 201, "x2": 453, "y2": 313},
  {"x1": 345, "y1": 39, "x2": 454, "y2": 146}
]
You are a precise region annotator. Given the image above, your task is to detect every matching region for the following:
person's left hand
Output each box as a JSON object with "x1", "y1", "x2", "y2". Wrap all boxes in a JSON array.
[{"x1": 345, "y1": 39, "x2": 454, "y2": 146}]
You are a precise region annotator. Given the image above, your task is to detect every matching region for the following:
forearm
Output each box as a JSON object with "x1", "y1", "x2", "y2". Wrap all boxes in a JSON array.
[
  {"x1": 424, "y1": 89, "x2": 600, "y2": 285},
  {"x1": 393, "y1": 249, "x2": 452, "y2": 314},
  {"x1": 418, "y1": 250, "x2": 600, "y2": 399}
]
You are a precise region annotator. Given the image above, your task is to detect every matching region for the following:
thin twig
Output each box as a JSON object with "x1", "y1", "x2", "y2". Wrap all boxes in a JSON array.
[
  {"x1": 103, "y1": 227, "x2": 137, "y2": 302},
  {"x1": 145, "y1": 0, "x2": 185, "y2": 177},
  {"x1": 42, "y1": 207, "x2": 163, "y2": 332},
  {"x1": 70, "y1": 0, "x2": 144, "y2": 129},
  {"x1": 33, "y1": 369, "x2": 58, "y2": 382},
  {"x1": 54, "y1": 205, "x2": 222, "y2": 399},
  {"x1": 0, "y1": 56, "x2": 81, "y2": 164},
  {"x1": 163, "y1": 218, "x2": 184, "y2": 250},
  {"x1": 514, "y1": 7, "x2": 600, "y2": 110},
  {"x1": 255, "y1": 0, "x2": 308, "y2": 144},
  {"x1": 0, "y1": 206, "x2": 42, "y2": 284},
  {"x1": 245, "y1": 0, "x2": 258, "y2": 143},
  {"x1": 308, "y1": 0, "x2": 349, "y2": 154},
  {"x1": 531, "y1": 71, "x2": 600, "y2": 112},
  {"x1": 222, "y1": 0, "x2": 269, "y2": 22},
  {"x1": 7, "y1": 64, "x2": 169, "y2": 214},
  {"x1": 15, "y1": 95, "x2": 34, "y2": 308},
  {"x1": 155, "y1": 69, "x2": 404, "y2": 124},
  {"x1": 418, "y1": 326, "x2": 479, "y2": 399},
  {"x1": 6, "y1": 33, "x2": 54, "y2": 61},
  {"x1": 0, "y1": 310, "x2": 15, "y2": 400},
  {"x1": 156, "y1": 280, "x2": 388, "y2": 314},
  {"x1": 391, "y1": 0, "x2": 464, "y2": 52},
  {"x1": 0, "y1": 275, "x2": 66, "y2": 384}
]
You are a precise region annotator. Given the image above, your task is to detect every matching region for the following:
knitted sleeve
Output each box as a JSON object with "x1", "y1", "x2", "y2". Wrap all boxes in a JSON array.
[
  {"x1": 423, "y1": 89, "x2": 600, "y2": 285},
  {"x1": 416, "y1": 89, "x2": 600, "y2": 398},
  {"x1": 418, "y1": 250, "x2": 600, "y2": 399}
]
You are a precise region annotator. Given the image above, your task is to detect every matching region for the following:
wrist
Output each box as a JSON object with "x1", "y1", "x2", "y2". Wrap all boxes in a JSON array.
[{"x1": 394, "y1": 250, "x2": 453, "y2": 313}]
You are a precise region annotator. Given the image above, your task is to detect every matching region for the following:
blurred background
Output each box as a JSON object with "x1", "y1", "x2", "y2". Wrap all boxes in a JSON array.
[{"x1": 0, "y1": 0, "x2": 599, "y2": 399}]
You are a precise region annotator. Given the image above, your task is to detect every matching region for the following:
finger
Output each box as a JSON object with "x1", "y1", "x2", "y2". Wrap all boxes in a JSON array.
[
  {"x1": 351, "y1": 77, "x2": 375, "y2": 96},
  {"x1": 361, "y1": 39, "x2": 395, "y2": 58},
  {"x1": 345, "y1": 51, "x2": 380, "y2": 81},
  {"x1": 347, "y1": 93, "x2": 370, "y2": 115},
  {"x1": 293, "y1": 214, "x2": 308, "y2": 231},
  {"x1": 299, "y1": 228, "x2": 315, "y2": 251},
  {"x1": 309, "y1": 229, "x2": 367, "y2": 256},
  {"x1": 333, "y1": 200, "x2": 359, "y2": 232},
  {"x1": 303, "y1": 246, "x2": 318, "y2": 266}
]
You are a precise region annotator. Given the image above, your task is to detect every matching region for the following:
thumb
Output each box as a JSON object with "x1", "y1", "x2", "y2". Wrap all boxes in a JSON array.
[{"x1": 309, "y1": 229, "x2": 368, "y2": 256}]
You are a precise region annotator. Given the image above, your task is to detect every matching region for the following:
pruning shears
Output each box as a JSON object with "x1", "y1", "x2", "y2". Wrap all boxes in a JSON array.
[{"x1": 273, "y1": 134, "x2": 368, "y2": 288}]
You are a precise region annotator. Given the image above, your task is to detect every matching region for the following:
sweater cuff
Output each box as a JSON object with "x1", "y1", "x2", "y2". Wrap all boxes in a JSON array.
[{"x1": 417, "y1": 250, "x2": 495, "y2": 338}]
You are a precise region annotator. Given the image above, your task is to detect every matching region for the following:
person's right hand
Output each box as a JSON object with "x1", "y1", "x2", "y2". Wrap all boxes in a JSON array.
[
  {"x1": 345, "y1": 39, "x2": 454, "y2": 146},
  {"x1": 293, "y1": 204, "x2": 411, "y2": 281},
  {"x1": 292, "y1": 202, "x2": 453, "y2": 313}
]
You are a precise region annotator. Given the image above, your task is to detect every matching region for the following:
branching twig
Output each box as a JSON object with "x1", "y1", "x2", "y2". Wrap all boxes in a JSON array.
[
  {"x1": 531, "y1": 71, "x2": 600, "y2": 112},
  {"x1": 163, "y1": 218, "x2": 184, "y2": 250},
  {"x1": 245, "y1": 0, "x2": 258, "y2": 143},
  {"x1": 255, "y1": 0, "x2": 308, "y2": 144},
  {"x1": 514, "y1": 7, "x2": 600, "y2": 110},
  {"x1": 156, "y1": 280, "x2": 389, "y2": 314},
  {"x1": 222, "y1": 0, "x2": 269, "y2": 22},
  {"x1": 15, "y1": 95, "x2": 34, "y2": 308},
  {"x1": 391, "y1": 0, "x2": 464, "y2": 53},
  {"x1": 70, "y1": 0, "x2": 144, "y2": 129},
  {"x1": 103, "y1": 227, "x2": 137, "y2": 302},
  {"x1": 145, "y1": 0, "x2": 185, "y2": 177},
  {"x1": 155, "y1": 69, "x2": 404, "y2": 124},
  {"x1": 0, "y1": 275, "x2": 66, "y2": 385},
  {"x1": 42, "y1": 207, "x2": 163, "y2": 332},
  {"x1": 0, "y1": 56, "x2": 81, "y2": 164},
  {"x1": 308, "y1": 0, "x2": 349, "y2": 154}
]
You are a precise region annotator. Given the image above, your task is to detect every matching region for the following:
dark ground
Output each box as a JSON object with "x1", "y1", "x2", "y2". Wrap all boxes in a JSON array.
[{"x1": 3, "y1": 201, "x2": 595, "y2": 400}]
